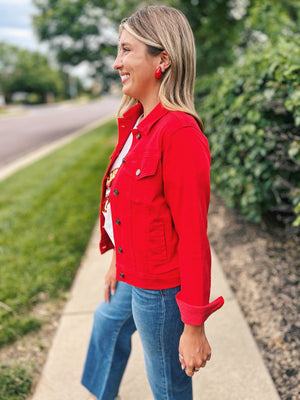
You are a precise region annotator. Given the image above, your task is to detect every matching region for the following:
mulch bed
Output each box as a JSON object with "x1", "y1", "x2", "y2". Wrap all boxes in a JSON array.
[{"x1": 208, "y1": 192, "x2": 299, "y2": 400}]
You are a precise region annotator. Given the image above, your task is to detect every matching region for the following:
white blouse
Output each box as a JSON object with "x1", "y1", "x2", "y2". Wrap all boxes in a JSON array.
[{"x1": 103, "y1": 115, "x2": 143, "y2": 246}]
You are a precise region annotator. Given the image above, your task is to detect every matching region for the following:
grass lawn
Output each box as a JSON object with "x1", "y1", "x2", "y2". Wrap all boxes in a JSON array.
[
  {"x1": 0, "y1": 119, "x2": 117, "y2": 348},
  {"x1": 0, "y1": 365, "x2": 32, "y2": 400}
]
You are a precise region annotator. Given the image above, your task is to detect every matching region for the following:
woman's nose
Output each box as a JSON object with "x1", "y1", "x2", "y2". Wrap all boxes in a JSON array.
[{"x1": 113, "y1": 53, "x2": 122, "y2": 70}]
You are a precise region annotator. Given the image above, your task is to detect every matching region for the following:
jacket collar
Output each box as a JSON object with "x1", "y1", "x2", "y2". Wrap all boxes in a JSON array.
[{"x1": 118, "y1": 102, "x2": 169, "y2": 137}]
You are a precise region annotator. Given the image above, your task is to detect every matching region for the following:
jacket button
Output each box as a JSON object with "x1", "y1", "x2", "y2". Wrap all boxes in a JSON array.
[
  {"x1": 136, "y1": 169, "x2": 141, "y2": 176},
  {"x1": 119, "y1": 272, "x2": 125, "y2": 278},
  {"x1": 122, "y1": 158, "x2": 126, "y2": 163},
  {"x1": 118, "y1": 247, "x2": 123, "y2": 253},
  {"x1": 136, "y1": 133, "x2": 141, "y2": 139},
  {"x1": 114, "y1": 189, "x2": 119, "y2": 195},
  {"x1": 116, "y1": 219, "x2": 121, "y2": 225}
]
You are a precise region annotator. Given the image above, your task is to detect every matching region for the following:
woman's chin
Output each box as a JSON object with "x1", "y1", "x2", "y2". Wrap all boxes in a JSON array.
[
  {"x1": 122, "y1": 84, "x2": 137, "y2": 99},
  {"x1": 122, "y1": 87, "x2": 131, "y2": 97}
]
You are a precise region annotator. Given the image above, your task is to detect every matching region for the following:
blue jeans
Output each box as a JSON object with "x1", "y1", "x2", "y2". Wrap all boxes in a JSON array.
[
  {"x1": 81, "y1": 281, "x2": 135, "y2": 400},
  {"x1": 81, "y1": 282, "x2": 192, "y2": 400}
]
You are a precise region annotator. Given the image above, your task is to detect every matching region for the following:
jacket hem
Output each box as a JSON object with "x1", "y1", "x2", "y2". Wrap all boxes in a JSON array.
[{"x1": 116, "y1": 266, "x2": 181, "y2": 290}]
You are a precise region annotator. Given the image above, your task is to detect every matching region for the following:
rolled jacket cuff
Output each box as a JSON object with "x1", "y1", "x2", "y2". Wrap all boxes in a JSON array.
[{"x1": 176, "y1": 294, "x2": 224, "y2": 326}]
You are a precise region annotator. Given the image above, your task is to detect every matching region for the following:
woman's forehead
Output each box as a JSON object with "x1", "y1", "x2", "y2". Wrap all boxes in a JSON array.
[
  {"x1": 119, "y1": 29, "x2": 134, "y2": 43},
  {"x1": 119, "y1": 29, "x2": 144, "y2": 47}
]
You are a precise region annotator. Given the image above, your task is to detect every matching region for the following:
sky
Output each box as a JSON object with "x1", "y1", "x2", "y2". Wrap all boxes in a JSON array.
[
  {"x1": 0, "y1": 0, "x2": 46, "y2": 51},
  {"x1": 0, "y1": 0, "x2": 107, "y2": 80}
]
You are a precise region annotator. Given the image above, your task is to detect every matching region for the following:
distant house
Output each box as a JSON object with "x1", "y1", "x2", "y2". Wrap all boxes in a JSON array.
[{"x1": 11, "y1": 92, "x2": 28, "y2": 103}]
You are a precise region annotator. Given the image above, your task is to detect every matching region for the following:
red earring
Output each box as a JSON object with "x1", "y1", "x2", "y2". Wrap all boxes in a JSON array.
[{"x1": 155, "y1": 66, "x2": 162, "y2": 80}]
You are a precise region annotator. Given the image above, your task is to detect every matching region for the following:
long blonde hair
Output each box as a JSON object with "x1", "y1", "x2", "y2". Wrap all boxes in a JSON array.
[{"x1": 117, "y1": 5, "x2": 204, "y2": 131}]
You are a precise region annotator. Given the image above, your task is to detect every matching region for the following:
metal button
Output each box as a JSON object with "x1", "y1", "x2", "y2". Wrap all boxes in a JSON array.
[
  {"x1": 136, "y1": 133, "x2": 141, "y2": 139},
  {"x1": 118, "y1": 247, "x2": 123, "y2": 253},
  {"x1": 116, "y1": 219, "x2": 121, "y2": 225},
  {"x1": 136, "y1": 169, "x2": 141, "y2": 176},
  {"x1": 114, "y1": 189, "x2": 119, "y2": 195},
  {"x1": 119, "y1": 272, "x2": 125, "y2": 278}
]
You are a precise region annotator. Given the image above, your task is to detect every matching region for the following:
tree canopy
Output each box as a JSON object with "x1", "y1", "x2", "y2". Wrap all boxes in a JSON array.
[
  {"x1": 0, "y1": 42, "x2": 65, "y2": 103},
  {"x1": 33, "y1": 0, "x2": 120, "y2": 89},
  {"x1": 32, "y1": 0, "x2": 299, "y2": 83},
  {"x1": 32, "y1": 0, "x2": 246, "y2": 80}
]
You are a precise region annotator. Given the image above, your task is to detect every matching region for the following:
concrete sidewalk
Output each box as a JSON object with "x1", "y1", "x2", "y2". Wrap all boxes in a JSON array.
[{"x1": 31, "y1": 222, "x2": 280, "y2": 400}]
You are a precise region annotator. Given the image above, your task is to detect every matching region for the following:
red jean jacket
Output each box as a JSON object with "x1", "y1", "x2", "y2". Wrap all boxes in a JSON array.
[{"x1": 99, "y1": 102, "x2": 224, "y2": 325}]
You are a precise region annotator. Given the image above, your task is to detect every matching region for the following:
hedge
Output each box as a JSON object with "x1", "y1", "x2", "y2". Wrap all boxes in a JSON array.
[{"x1": 196, "y1": 36, "x2": 300, "y2": 229}]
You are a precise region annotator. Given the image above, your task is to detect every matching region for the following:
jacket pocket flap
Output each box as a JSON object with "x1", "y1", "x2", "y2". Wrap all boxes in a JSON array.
[{"x1": 136, "y1": 156, "x2": 159, "y2": 179}]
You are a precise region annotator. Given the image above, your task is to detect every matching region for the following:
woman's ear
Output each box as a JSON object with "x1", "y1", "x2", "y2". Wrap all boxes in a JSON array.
[{"x1": 160, "y1": 50, "x2": 171, "y2": 72}]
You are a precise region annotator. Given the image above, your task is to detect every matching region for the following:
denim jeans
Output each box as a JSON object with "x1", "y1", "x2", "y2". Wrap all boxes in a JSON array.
[
  {"x1": 132, "y1": 286, "x2": 192, "y2": 400},
  {"x1": 81, "y1": 281, "x2": 136, "y2": 400},
  {"x1": 81, "y1": 282, "x2": 192, "y2": 400}
]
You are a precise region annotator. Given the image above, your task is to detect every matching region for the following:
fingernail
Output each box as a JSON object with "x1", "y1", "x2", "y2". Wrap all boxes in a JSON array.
[
  {"x1": 181, "y1": 365, "x2": 185, "y2": 370},
  {"x1": 111, "y1": 290, "x2": 115, "y2": 295}
]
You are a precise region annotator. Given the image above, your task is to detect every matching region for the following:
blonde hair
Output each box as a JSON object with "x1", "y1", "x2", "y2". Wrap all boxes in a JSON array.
[{"x1": 117, "y1": 5, "x2": 204, "y2": 131}]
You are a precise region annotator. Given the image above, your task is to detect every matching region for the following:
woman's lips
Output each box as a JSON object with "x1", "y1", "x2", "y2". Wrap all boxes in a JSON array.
[{"x1": 121, "y1": 74, "x2": 130, "y2": 83}]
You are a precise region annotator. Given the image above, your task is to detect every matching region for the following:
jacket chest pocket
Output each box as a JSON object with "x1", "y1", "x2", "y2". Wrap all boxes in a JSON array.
[{"x1": 123, "y1": 154, "x2": 161, "y2": 204}]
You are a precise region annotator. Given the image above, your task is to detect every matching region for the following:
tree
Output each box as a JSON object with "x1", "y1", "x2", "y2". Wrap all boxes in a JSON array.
[
  {"x1": 0, "y1": 42, "x2": 19, "y2": 97},
  {"x1": 172, "y1": 0, "x2": 298, "y2": 74},
  {"x1": 32, "y1": 0, "x2": 299, "y2": 85},
  {"x1": 171, "y1": 0, "x2": 244, "y2": 75},
  {"x1": 32, "y1": 0, "x2": 245, "y2": 82},
  {"x1": 244, "y1": 0, "x2": 299, "y2": 44},
  {"x1": 32, "y1": 0, "x2": 121, "y2": 91},
  {"x1": 0, "y1": 42, "x2": 65, "y2": 103}
]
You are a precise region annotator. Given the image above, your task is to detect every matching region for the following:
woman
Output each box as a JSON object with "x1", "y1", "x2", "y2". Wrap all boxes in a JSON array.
[{"x1": 82, "y1": 5, "x2": 224, "y2": 400}]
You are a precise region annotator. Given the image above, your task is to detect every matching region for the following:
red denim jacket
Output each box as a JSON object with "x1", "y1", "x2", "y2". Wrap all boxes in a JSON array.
[{"x1": 99, "y1": 102, "x2": 224, "y2": 325}]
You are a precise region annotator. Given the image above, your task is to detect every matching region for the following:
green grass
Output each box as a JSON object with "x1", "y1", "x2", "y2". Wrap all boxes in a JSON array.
[
  {"x1": 0, "y1": 365, "x2": 32, "y2": 400},
  {"x1": 0, "y1": 119, "x2": 117, "y2": 347}
]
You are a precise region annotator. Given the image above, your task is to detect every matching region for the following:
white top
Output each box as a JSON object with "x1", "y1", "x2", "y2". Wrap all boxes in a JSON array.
[{"x1": 103, "y1": 115, "x2": 143, "y2": 246}]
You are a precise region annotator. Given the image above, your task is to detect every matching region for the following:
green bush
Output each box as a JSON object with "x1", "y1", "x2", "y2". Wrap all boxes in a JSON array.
[{"x1": 196, "y1": 37, "x2": 300, "y2": 228}]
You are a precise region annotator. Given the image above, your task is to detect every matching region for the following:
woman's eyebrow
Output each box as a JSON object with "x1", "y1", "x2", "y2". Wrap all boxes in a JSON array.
[{"x1": 119, "y1": 42, "x2": 131, "y2": 48}]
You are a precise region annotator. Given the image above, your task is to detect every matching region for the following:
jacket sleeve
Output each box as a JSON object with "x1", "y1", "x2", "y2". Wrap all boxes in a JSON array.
[{"x1": 162, "y1": 125, "x2": 224, "y2": 325}]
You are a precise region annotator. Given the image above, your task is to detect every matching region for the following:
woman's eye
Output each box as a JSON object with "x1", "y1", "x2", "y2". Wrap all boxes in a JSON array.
[{"x1": 117, "y1": 45, "x2": 130, "y2": 55}]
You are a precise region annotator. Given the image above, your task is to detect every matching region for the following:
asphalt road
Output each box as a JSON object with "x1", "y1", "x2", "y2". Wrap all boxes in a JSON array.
[{"x1": 0, "y1": 95, "x2": 120, "y2": 167}]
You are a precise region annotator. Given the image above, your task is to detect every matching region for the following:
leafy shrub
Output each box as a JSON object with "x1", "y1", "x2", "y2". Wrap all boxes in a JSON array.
[{"x1": 196, "y1": 37, "x2": 300, "y2": 228}]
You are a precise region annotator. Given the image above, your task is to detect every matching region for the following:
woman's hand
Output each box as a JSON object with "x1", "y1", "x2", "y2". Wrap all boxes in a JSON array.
[
  {"x1": 104, "y1": 250, "x2": 117, "y2": 303},
  {"x1": 178, "y1": 324, "x2": 211, "y2": 376}
]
